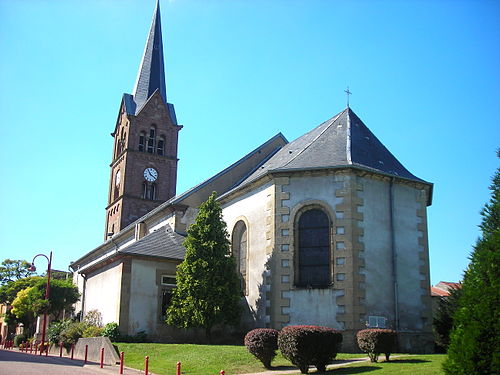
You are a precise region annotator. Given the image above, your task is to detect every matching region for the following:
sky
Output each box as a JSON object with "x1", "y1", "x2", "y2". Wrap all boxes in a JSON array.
[{"x1": 0, "y1": 0, "x2": 498, "y2": 285}]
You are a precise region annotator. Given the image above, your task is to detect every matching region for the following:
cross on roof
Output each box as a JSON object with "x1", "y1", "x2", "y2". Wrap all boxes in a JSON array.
[{"x1": 344, "y1": 86, "x2": 352, "y2": 108}]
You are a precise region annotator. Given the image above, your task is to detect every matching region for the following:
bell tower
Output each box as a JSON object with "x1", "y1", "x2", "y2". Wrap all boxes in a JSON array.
[{"x1": 105, "y1": 1, "x2": 182, "y2": 239}]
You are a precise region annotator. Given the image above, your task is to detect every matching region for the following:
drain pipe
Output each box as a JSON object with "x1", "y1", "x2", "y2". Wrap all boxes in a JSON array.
[
  {"x1": 80, "y1": 272, "x2": 87, "y2": 322},
  {"x1": 389, "y1": 177, "x2": 400, "y2": 331}
]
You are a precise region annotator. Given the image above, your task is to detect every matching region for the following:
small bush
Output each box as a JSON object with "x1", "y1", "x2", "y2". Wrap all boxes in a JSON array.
[
  {"x1": 48, "y1": 320, "x2": 72, "y2": 344},
  {"x1": 83, "y1": 325, "x2": 103, "y2": 338},
  {"x1": 60, "y1": 322, "x2": 87, "y2": 345},
  {"x1": 356, "y1": 329, "x2": 396, "y2": 362},
  {"x1": 278, "y1": 325, "x2": 343, "y2": 374},
  {"x1": 244, "y1": 328, "x2": 279, "y2": 369},
  {"x1": 102, "y1": 322, "x2": 120, "y2": 342},
  {"x1": 83, "y1": 309, "x2": 103, "y2": 327},
  {"x1": 14, "y1": 334, "x2": 27, "y2": 347}
]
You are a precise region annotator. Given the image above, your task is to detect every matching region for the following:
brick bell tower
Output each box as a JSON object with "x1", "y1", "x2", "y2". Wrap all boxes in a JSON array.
[{"x1": 105, "y1": 0, "x2": 182, "y2": 239}]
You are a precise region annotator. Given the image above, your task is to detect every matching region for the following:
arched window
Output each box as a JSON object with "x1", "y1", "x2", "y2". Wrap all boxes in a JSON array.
[
  {"x1": 297, "y1": 208, "x2": 330, "y2": 287},
  {"x1": 139, "y1": 131, "x2": 146, "y2": 152},
  {"x1": 150, "y1": 183, "x2": 156, "y2": 200},
  {"x1": 232, "y1": 221, "x2": 248, "y2": 295},
  {"x1": 157, "y1": 136, "x2": 165, "y2": 156},
  {"x1": 147, "y1": 126, "x2": 156, "y2": 153}
]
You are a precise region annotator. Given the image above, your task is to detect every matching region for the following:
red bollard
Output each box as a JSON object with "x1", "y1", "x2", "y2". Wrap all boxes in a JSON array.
[
  {"x1": 119, "y1": 351, "x2": 124, "y2": 374},
  {"x1": 84, "y1": 344, "x2": 88, "y2": 364},
  {"x1": 176, "y1": 361, "x2": 181, "y2": 375},
  {"x1": 144, "y1": 356, "x2": 149, "y2": 375},
  {"x1": 45, "y1": 343, "x2": 49, "y2": 357},
  {"x1": 71, "y1": 344, "x2": 74, "y2": 360},
  {"x1": 34, "y1": 343, "x2": 38, "y2": 355},
  {"x1": 100, "y1": 347, "x2": 105, "y2": 368},
  {"x1": 30, "y1": 342, "x2": 33, "y2": 354},
  {"x1": 59, "y1": 342, "x2": 63, "y2": 357}
]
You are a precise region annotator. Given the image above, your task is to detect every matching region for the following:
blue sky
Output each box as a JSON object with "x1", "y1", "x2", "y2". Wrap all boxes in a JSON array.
[{"x1": 0, "y1": 0, "x2": 498, "y2": 284}]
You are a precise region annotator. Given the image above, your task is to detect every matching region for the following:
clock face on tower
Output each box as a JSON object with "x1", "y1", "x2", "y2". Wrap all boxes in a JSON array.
[{"x1": 144, "y1": 167, "x2": 158, "y2": 182}]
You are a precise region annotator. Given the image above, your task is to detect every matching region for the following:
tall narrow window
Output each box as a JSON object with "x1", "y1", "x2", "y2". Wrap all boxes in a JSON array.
[
  {"x1": 297, "y1": 208, "x2": 330, "y2": 287},
  {"x1": 232, "y1": 221, "x2": 248, "y2": 295},
  {"x1": 142, "y1": 182, "x2": 148, "y2": 199},
  {"x1": 157, "y1": 136, "x2": 165, "y2": 156},
  {"x1": 139, "y1": 132, "x2": 145, "y2": 152},
  {"x1": 150, "y1": 183, "x2": 156, "y2": 200},
  {"x1": 147, "y1": 126, "x2": 156, "y2": 153}
]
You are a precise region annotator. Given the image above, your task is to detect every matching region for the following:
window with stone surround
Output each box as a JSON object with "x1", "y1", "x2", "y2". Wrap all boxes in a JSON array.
[
  {"x1": 138, "y1": 131, "x2": 146, "y2": 152},
  {"x1": 157, "y1": 136, "x2": 165, "y2": 156},
  {"x1": 296, "y1": 208, "x2": 331, "y2": 288},
  {"x1": 147, "y1": 126, "x2": 156, "y2": 153},
  {"x1": 159, "y1": 274, "x2": 176, "y2": 321},
  {"x1": 232, "y1": 220, "x2": 248, "y2": 295}
]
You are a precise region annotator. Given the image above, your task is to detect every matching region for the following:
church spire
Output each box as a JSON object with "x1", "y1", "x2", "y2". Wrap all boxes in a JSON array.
[{"x1": 132, "y1": 0, "x2": 167, "y2": 110}]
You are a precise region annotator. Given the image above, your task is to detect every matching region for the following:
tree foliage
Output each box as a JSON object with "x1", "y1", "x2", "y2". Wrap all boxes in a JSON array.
[
  {"x1": 0, "y1": 259, "x2": 35, "y2": 284},
  {"x1": 444, "y1": 152, "x2": 500, "y2": 375},
  {"x1": 10, "y1": 278, "x2": 80, "y2": 323},
  {"x1": 0, "y1": 276, "x2": 42, "y2": 304},
  {"x1": 166, "y1": 192, "x2": 241, "y2": 341}
]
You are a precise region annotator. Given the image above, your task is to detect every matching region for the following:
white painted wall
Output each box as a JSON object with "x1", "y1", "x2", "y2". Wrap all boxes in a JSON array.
[
  {"x1": 359, "y1": 177, "x2": 425, "y2": 331},
  {"x1": 222, "y1": 182, "x2": 273, "y2": 325},
  {"x1": 84, "y1": 262, "x2": 122, "y2": 324},
  {"x1": 128, "y1": 259, "x2": 158, "y2": 334}
]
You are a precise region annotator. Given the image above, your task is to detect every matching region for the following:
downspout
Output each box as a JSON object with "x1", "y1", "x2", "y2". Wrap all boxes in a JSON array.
[
  {"x1": 80, "y1": 273, "x2": 87, "y2": 322},
  {"x1": 389, "y1": 177, "x2": 400, "y2": 331}
]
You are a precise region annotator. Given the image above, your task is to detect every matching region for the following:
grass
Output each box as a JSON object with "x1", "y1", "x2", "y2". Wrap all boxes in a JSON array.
[
  {"x1": 283, "y1": 354, "x2": 446, "y2": 375},
  {"x1": 115, "y1": 343, "x2": 446, "y2": 375}
]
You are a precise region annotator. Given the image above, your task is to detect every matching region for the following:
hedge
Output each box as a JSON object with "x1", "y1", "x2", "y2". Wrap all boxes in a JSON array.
[
  {"x1": 278, "y1": 325, "x2": 343, "y2": 374},
  {"x1": 244, "y1": 328, "x2": 279, "y2": 369},
  {"x1": 356, "y1": 328, "x2": 396, "y2": 362}
]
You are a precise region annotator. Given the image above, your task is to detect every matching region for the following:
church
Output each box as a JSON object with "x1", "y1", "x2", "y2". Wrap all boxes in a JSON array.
[{"x1": 71, "y1": 1, "x2": 434, "y2": 352}]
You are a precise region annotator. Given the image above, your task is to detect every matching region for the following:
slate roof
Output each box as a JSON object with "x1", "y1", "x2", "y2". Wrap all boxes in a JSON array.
[
  {"x1": 119, "y1": 225, "x2": 186, "y2": 260},
  {"x1": 132, "y1": 0, "x2": 166, "y2": 109},
  {"x1": 238, "y1": 107, "x2": 427, "y2": 187}
]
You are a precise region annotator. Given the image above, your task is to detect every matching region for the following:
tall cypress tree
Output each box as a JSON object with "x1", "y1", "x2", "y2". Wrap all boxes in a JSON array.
[
  {"x1": 444, "y1": 151, "x2": 500, "y2": 374},
  {"x1": 166, "y1": 192, "x2": 241, "y2": 342}
]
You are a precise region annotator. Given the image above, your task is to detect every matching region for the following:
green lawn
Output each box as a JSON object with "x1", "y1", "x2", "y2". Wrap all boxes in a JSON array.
[{"x1": 115, "y1": 343, "x2": 445, "y2": 375}]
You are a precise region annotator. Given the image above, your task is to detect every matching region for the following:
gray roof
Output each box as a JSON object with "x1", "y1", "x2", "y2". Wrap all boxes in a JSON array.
[
  {"x1": 120, "y1": 225, "x2": 186, "y2": 260},
  {"x1": 120, "y1": 1, "x2": 178, "y2": 123},
  {"x1": 132, "y1": 0, "x2": 166, "y2": 109},
  {"x1": 238, "y1": 107, "x2": 426, "y2": 186}
]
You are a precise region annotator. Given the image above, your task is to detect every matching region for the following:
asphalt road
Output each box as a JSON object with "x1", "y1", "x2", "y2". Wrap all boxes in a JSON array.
[{"x1": 0, "y1": 349, "x2": 150, "y2": 375}]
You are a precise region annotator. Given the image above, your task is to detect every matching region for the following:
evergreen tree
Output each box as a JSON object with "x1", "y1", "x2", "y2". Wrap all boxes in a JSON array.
[
  {"x1": 166, "y1": 192, "x2": 241, "y2": 342},
  {"x1": 444, "y1": 151, "x2": 500, "y2": 375}
]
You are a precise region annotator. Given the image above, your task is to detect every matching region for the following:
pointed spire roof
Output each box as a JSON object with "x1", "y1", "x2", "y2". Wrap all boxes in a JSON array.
[
  {"x1": 238, "y1": 107, "x2": 430, "y2": 186},
  {"x1": 131, "y1": 0, "x2": 167, "y2": 111}
]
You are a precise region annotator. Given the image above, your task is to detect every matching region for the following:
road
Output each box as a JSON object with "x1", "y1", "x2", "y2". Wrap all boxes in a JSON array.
[{"x1": 0, "y1": 349, "x2": 152, "y2": 375}]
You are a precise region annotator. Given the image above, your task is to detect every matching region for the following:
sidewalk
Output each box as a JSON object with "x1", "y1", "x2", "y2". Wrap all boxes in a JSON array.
[{"x1": 0, "y1": 348, "x2": 159, "y2": 375}]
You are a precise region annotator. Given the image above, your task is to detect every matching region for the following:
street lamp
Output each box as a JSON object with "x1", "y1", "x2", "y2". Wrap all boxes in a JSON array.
[{"x1": 29, "y1": 251, "x2": 52, "y2": 355}]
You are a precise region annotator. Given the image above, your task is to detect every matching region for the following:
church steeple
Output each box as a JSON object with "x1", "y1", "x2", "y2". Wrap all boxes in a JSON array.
[
  {"x1": 132, "y1": 0, "x2": 167, "y2": 111},
  {"x1": 104, "y1": 0, "x2": 182, "y2": 239}
]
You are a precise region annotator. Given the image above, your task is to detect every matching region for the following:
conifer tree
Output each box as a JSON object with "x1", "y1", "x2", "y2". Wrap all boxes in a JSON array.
[
  {"x1": 444, "y1": 151, "x2": 500, "y2": 375},
  {"x1": 166, "y1": 192, "x2": 241, "y2": 342}
]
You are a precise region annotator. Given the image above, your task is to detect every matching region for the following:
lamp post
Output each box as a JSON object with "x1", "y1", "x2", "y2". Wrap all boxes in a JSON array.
[{"x1": 29, "y1": 251, "x2": 52, "y2": 355}]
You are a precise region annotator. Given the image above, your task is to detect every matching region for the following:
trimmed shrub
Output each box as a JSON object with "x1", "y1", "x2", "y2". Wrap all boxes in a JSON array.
[
  {"x1": 356, "y1": 329, "x2": 396, "y2": 362},
  {"x1": 82, "y1": 325, "x2": 103, "y2": 338},
  {"x1": 244, "y1": 328, "x2": 279, "y2": 369},
  {"x1": 14, "y1": 333, "x2": 27, "y2": 347},
  {"x1": 102, "y1": 322, "x2": 120, "y2": 342},
  {"x1": 278, "y1": 325, "x2": 343, "y2": 374}
]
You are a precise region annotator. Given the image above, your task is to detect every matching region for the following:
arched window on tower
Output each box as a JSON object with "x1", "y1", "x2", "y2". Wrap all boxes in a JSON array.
[
  {"x1": 142, "y1": 182, "x2": 148, "y2": 199},
  {"x1": 157, "y1": 136, "x2": 165, "y2": 156},
  {"x1": 296, "y1": 208, "x2": 331, "y2": 288},
  {"x1": 232, "y1": 220, "x2": 248, "y2": 295},
  {"x1": 147, "y1": 126, "x2": 156, "y2": 153},
  {"x1": 139, "y1": 131, "x2": 146, "y2": 152}
]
